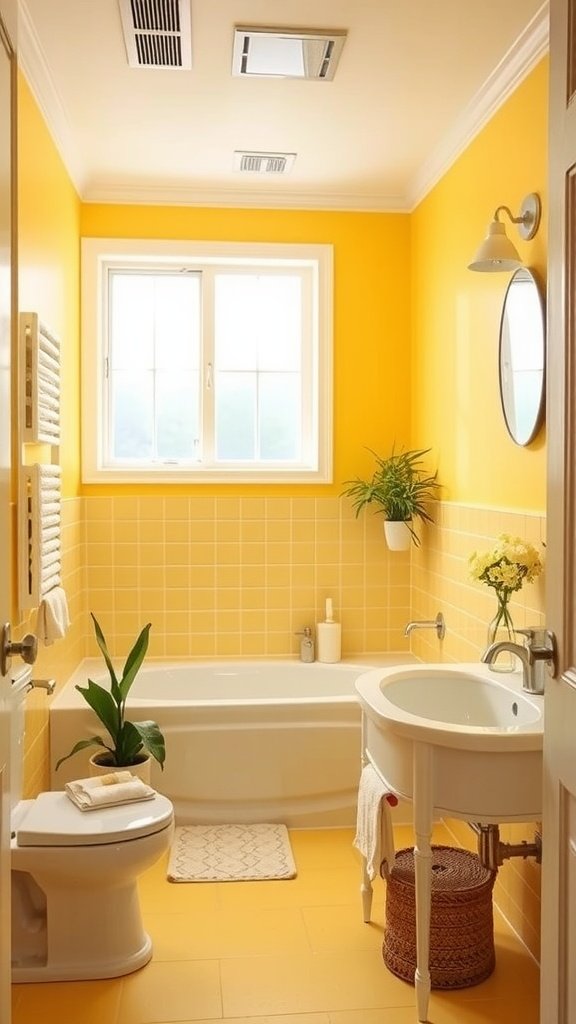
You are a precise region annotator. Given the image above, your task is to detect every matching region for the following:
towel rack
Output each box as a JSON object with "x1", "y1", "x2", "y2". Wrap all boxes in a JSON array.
[
  {"x1": 18, "y1": 463, "x2": 62, "y2": 610},
  {"x1": 20, "y1": 312, "x2": 61, "y2": 446}
]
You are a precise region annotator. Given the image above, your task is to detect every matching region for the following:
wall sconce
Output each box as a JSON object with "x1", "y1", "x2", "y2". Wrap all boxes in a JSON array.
[{"x1": 468, "y1": 193, "x2": 541, "y2": 272}]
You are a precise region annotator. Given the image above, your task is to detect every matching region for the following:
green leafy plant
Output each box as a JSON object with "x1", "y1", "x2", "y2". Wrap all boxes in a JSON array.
[
  {"x1": 56, "y1": 613, "x2": 166, "y2": 771},
  {"x1": 341, "y1": 447, "x2": 439, "y2": 546}
]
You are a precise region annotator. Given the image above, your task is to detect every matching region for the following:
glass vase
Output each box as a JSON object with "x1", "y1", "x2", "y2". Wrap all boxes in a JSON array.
[{"x1": 487, "y1": 592, "x2": 516, "y2": 673}]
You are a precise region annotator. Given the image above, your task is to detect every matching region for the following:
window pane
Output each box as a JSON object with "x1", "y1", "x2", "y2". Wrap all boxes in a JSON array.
[
  {"x1": 111, "y1": 370, "x2": 153, "y2": 459},
  {"x1": 214, "y1": 274, "x2": 302, "y2": 372},
  {"x1": 110, "y1": 274, "x2": 154, "y2": 368},
  {"x1": 259, "y1": 373, "x2": 301, "y2": 459},
  {"x1": 215, "y1": 372, "x2": 255, "y2": 459},
  {"x1": 155, "y1": 275, "x2": 200, "y2": 370},
  {"x1": 157, "y1": 371, "x2": 199, "y2": 459},
  {"x1": 215, "y1": 276, "x2": 258, "y2": 370},
  {"x1": 257, "y1": 277, "x2": 301, "y2": 371}
]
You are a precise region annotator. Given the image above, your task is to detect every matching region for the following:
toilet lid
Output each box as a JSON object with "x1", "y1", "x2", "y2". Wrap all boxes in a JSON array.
[{"x1": 16, "y1": 791, "x2": 174, "y2": 847}]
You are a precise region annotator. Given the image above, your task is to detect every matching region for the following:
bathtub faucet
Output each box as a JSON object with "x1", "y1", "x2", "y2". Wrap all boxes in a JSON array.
[
  {"x1": 404, "y1": 612, "x2": 446, "y2": 640},
  {"x1": 295, "y1": 626, "x2": 315, "y2": 663}
]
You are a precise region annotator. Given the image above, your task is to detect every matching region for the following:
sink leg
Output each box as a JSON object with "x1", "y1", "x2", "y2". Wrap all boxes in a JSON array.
[
  {"x1": 361, "y1": 860, "x2": 373, "y2": 922},
  {"x1": 413, "y1": 742, "x2": 433, "y2": 1023}
]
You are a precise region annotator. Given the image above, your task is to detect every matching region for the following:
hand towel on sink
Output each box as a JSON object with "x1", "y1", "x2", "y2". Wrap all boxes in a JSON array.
[
  {"x1": 65, "y1": 772, "x2": 155, "y2": 811},
  {"x1": 353, "y1": 762, "x2": 396, "y2": 879}
]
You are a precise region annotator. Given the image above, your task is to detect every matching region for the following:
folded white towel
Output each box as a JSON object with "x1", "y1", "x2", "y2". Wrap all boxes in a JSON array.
[
  {"x1": 36, "y1": 586, "x2": 70, "y2": 644},
  {"x1": 65, "y1": 771, "x2": 155, "y2": 811},
  {"x1": 353, "y1": 763, "x2": 396, "y2": 880}
]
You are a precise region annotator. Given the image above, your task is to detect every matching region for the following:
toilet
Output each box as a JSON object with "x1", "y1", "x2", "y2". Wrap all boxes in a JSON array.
[{"x1": 10, "y1": 670, "x2": 174, "y2": 983}]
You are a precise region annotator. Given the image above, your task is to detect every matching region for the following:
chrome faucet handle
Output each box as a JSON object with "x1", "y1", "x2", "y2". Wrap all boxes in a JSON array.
[
  {"x1": 516, "y1": 627, "x2": 558, "y2": 678},
  {"x1": 516, "y1": 627, "x2": 548, "y2": 644}
]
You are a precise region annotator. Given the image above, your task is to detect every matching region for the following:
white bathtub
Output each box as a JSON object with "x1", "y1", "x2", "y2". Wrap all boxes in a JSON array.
[{"x1": 50, "y1": 656, "x2": 415, "y2": 827}]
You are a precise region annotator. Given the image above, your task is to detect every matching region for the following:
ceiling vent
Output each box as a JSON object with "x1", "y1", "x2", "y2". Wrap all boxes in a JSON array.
[
  {"x1": 118, "y1": 0, "x2": 192, "y2": 70},
  {"x1": 232, "y1": 26, "x2": 346, "y2": 81},
  {"x1": 233, "y1": 151, "x2": 297, "y2": 175}
]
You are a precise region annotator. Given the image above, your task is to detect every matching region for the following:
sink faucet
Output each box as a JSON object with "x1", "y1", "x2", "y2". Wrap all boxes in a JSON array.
[
  {"x1": 404, "y1": 612, "x2": 446, "y2": 640},
  {"x1": 481, "y1": 627, "x2": 557, "y2": 694}
]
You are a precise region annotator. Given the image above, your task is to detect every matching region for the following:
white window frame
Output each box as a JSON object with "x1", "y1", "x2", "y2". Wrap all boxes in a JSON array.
[{"x1": 81, "y1": 238, "x2": 333, "y2": 484}]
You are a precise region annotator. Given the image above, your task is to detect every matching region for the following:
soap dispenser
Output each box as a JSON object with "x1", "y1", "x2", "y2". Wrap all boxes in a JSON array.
[{"x1": 316, "y1": 598, "x2": 342, "y2": 663}]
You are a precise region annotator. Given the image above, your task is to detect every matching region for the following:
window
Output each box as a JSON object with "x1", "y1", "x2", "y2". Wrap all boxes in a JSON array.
[{"x1": 82, "y1": 239, "x2": 333, "y2": 483}]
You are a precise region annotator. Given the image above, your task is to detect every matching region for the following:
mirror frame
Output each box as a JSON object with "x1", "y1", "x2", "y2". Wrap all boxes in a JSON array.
[{"x1": 498, "y1": 267, "x2": 545, "y2": 447}]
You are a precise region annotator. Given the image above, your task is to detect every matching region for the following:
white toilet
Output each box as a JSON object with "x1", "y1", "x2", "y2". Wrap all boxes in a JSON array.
[{"x1": 10, "y1": 670, "x2": 174, "y2": 983}]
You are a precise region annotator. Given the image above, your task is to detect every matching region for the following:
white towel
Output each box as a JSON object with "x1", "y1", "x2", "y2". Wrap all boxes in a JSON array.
[
  {"x1": 65, "y1": 771, "x2": 155, "y2": 811},
  {"x1": 36, "y1": 586, "x2": 70, "y2": 645},
  {"x1": 353, "y1": 763, "x2": 396, "y2": 880}
]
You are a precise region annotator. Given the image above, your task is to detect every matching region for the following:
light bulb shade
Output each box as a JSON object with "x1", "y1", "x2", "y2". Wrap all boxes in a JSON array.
[{"x1": 468, "y1": 220, "x2": 523, "y2": 273}]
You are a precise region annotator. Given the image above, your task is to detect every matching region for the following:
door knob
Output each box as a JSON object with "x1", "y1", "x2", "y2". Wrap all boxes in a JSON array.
[{"x1": 1, "y1": 622, "x2": 38, "y2": 677}]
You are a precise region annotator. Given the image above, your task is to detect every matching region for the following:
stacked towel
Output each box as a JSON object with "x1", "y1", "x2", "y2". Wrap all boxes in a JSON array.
[
  {"x1": 353, "y1": 763, "x2": 396, "y2": 879},
  {"x1": 36, "y1": 586, "x2": 70, "y2": 645},
  {"x1": 65, "y1": 771, "x2": 155, "y2": 811}
]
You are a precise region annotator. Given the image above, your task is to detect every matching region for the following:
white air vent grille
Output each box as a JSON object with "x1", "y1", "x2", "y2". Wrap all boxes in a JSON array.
[
  {"x1": 234, "y1": 151, "x2": 297, "y2": 175},
  {"x1": 232, "y1": 26, "x2": 346, "y2": 81},
  {"x1": 119, "y1": 0, "x2": 192, "y2": 69}
]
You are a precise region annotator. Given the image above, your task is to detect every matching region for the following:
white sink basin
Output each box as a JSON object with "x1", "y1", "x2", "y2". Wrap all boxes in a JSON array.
[
  {"x1": 355, "y1": 663, "x2": 543, "y2": 821},
  {"x1": 380, "y1": 668, "x2": 541, "y2": 728}
]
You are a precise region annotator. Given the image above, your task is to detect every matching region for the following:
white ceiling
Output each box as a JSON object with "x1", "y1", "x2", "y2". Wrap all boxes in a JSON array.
[{"x1": 20, "y1": 0, "x2": 548, "y2": 210}]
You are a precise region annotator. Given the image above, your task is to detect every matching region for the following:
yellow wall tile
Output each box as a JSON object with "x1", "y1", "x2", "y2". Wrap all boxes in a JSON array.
[{"x1": 265, "y1": 498, "x2": 292, "y2": 519}]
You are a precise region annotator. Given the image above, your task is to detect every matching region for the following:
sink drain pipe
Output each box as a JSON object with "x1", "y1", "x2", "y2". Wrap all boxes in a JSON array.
[{"x1": 469, "y1": 823, "x2": 542, "y2": 871}]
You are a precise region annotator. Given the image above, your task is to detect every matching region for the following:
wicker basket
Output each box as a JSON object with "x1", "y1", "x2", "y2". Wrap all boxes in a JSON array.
[{"x1": 383, "y1": 846, "x2": 496, "y2": 990}]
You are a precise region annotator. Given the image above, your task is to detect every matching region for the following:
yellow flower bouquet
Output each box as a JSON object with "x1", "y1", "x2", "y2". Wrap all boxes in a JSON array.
[
  {"x1": 469, "y1": 534, "x2": 543, "y2": 671},
  {"x1": 469, "y1": 534, "x2": 543, "y2": 597}
]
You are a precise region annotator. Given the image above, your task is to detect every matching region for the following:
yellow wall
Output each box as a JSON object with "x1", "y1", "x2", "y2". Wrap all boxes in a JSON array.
[
  {"x1": 17, "y1": 75, "x2": 81, "y2": 498},
  {"x1": 411, "y1": 60, "x2": 548, "y2": 511},
  {"x1": 77, "y1": 206, "x2": 414, "y2": 656},
  {"x1": 80, "y1": 205, "x2": 412, "y2": 495},
  {"x1": 14, "y1": 74, "x2": 84, "y2": 794},
  {"x1": 407, "y1": 58, "x2": 548, "y2": 956}
]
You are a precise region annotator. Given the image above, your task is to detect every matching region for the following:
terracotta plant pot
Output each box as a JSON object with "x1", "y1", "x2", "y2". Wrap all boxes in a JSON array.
[{"x1": 88, "y1": 751, "x2": 152, "y2": 784}]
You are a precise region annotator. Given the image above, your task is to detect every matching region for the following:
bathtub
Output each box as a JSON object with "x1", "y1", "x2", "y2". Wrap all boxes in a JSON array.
[{"x1": 50, "y1": 656, "x2": 415, "y2": 827}]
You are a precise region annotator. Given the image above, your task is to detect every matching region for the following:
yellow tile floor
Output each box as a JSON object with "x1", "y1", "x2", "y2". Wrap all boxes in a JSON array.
[{"x1": 11, "y1": 824, "x2": 540, "y2": 1024}]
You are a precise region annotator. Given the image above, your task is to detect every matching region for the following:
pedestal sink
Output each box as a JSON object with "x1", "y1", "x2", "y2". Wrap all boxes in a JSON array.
[{"x1": 355, "y1": 663, "x2": 544, "y2": 1022}]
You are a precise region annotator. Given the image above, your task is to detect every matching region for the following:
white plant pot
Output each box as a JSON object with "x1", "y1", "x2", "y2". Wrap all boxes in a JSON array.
[
  {"x1": 89, "y1": 751, "x2": 152, "y2": 784},
  {"x1": 383, "y1": 520, "x2": 412, "y2": 551}
]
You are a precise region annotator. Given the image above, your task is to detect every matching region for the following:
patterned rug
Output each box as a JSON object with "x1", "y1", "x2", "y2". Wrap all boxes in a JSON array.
[{"x1": 167, "y1": 823, "x2": 297, "y2": 882}]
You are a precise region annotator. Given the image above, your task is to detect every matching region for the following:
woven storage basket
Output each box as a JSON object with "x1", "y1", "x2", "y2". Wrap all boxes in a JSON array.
[{"x1": 383, "y1": 846, "x2": 496, "y2": 990}]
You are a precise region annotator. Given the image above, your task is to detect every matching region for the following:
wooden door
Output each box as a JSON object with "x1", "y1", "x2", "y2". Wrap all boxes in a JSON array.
[
  {"x1": 0, "y1": 3, "x2": 14, "y2": 1020},
  {"x1": 542, "y1": 1, "x2": 576, "y2": 1019}
]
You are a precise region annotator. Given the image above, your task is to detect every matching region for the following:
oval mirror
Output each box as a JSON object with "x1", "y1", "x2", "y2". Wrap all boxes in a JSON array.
[{"x1": 498, "y1": 267, "x2": 545, "y2": 446}]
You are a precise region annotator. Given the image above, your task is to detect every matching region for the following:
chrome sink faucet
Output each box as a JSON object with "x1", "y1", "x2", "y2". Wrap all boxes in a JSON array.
[
  {"x1": 404, "y1": 612, "x2": 446, "y2": 640},
  {"x1": 481, "y1": 627, "x2": 557, "y2": 694}
]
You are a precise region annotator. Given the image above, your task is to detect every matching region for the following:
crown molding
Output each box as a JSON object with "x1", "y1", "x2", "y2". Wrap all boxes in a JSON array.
[
  {"x1": 81, "y1": 182, "x2": 409, "y2": 212},
  {"x1": 406, "y1": 2, "x2": 549, "y2": 210},
  {"x1": 18, "y1": 0, "x2": 86, "y2": 194}
]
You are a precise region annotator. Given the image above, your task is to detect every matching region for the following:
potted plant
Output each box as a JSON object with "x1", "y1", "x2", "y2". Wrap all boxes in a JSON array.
[
  {"x1": 55, "y1": 613, "x2": 166, "y2": 778},
  {"x1": 341, "y1": 447, "x2": 439, "y2": 549}
]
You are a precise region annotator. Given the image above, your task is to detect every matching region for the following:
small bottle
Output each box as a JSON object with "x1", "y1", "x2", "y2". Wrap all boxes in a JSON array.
[
  {"x1": 296, "y1": 626, "x2": 315, "y2": 663},
  {"x1": 316, "y1": 598, "x2": 342, "y2": 663}
]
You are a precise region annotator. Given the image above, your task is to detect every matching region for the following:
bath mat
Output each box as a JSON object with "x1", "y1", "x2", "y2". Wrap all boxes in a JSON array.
[{"x1": 167, "y1": 823, "x2": 297, "y2": 882}]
